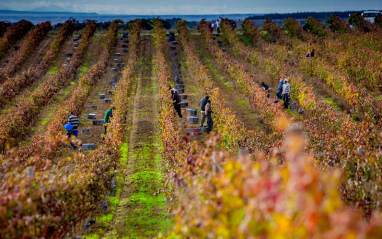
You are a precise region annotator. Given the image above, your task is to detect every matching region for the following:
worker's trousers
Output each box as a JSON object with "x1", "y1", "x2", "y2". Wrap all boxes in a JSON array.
[
  {"x1": 174, "y1": 103, "x2": 182, "y2": 118},
  {"x1": 282, "y1": 94, "x2": 290, "y2": 109},
  {"x1": 206, "y1": 115, "x2": 213, "y2": 131},
  {"x1": 200, "y1": 111, "x2": 206, "y2": 127}
]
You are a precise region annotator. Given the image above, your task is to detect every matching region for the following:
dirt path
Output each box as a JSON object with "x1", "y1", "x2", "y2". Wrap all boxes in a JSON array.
[{"x1": 102, "y1": 35, "x2": 171, "y2": 238}]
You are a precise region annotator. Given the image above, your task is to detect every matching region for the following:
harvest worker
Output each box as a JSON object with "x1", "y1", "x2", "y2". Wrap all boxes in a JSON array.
[
  {"x1": 63, "y1": 122, "x2": 77, "y2": 149},
  {"x1": 171, "y1": 88, "x2": 182, "y2": 118},
  {"x1": 64, "y1": 122, "x2": 74, "y2": 138},
  {"x1": 68, "y1": 112, "x2": 80, "y2": 137},
  {"x1": 104, "y1": 106, "x2": 115, "y2": 134},
  {"x1": 260, "y1": 82, "x2": 270, "y2": 98},
  {"x1": 276, "y1": 77, "x2": 285, "y2": 99},
  {"x1": 205, "y1": 99, "x2": 213, "y2": 133},
  {"x1": 199, "y1": 95, "x2": 210, "y2": 128},
  {"x1": 306, "y1": 49, "x2": 315, "y2": 57},
  {"x1": 282, "y1": 79, "x2": 291, "y2": 109}
]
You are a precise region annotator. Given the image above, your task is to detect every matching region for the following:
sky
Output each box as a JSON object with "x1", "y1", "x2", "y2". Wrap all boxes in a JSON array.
[{"x1": 0, "y1": 0, "x2": 381, "y2": 15}]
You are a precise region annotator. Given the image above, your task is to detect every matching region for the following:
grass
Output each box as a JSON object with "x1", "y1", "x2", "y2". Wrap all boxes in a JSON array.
[
  {"x1": 122, "y1": 65, "x2": 173, "y2": 237},
  {"x1": 144, "y1": 85, "x2": 154, "y2": 92},
  {"x1": 239, "y1": 33, "x2": 253, "y2": 47},
  {"x1": 124, "y1": 141, "x2": 173, "y2": 236},
  {"x1": 89, "y1": 78, "x2": 138, "y2": 238},
  {"x1": 85, "y1": 142, "x2": 130, "y2": 239},
  {"x1": 49, "y1": 66, "x2": 58, "y2": 74},
  {"x1": 238, "y1": 99, "x2": 247, "y2": 106},
  {"x1": 80, "y1": 66, "x2": 89, "y2": 75},
  {"x1": 203, "y1": 56, "x2": 234, "y2": 91},
  {"x1": 83, "y1": 233, "x2": 100, "y2": 239},
  {"x1": 41, "y1": 119, "x2": 49, "y2": 126},
  {"x1": 323, "y1": 97, "x2": 340, "y2": 110}
]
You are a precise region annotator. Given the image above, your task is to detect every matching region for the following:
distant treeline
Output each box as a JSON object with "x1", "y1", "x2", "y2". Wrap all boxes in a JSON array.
[{"x1": 248, "y1": 11, "x2": 360, "y2": 20}]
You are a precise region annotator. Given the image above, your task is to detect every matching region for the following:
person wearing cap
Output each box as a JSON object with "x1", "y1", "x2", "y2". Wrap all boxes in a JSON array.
[
  {"x1": 276, "y1": 77, "x2": 285, "y2": 99},
  {"x1": 282, "y1": 79, "x2": 291, "y2": 109},
  {"x1": 171, "y1": 89, "x2": 183, "y2": 118}
]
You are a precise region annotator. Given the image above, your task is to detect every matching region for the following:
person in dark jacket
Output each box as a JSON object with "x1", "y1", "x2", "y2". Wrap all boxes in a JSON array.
[
  {"x1": 68, "y1": 112, "x2": 80, "y2": 137},
  {"x1": 171, "y1": 89, "x2": 182, "y2": 118},
  {"x1": 104, "y1": 106, "x2": 115, "y2": 134},
  {"x1": 199, "y1": 95, "x2": 210, "y2": 128},
  {"x1": 260, "y1": 82, "x2": 270, "y2": 98}
]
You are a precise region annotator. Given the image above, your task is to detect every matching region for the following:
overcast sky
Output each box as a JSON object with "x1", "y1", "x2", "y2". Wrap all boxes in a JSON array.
[{"x1": 0, "y1": 0, "x2": 381, "y2": 15}]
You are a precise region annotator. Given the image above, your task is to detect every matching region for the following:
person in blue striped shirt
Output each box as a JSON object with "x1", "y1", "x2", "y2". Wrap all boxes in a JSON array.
[{"x1": 68, "y1": 112, "x2": 80, "y2": 137}]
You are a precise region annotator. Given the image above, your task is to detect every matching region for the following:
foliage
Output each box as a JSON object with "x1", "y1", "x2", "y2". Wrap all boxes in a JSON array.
[
  {"x1": 210, "y1": 19, "x2": 290, "y2": 134},
  {"x1": 0, "y1": 21, "x2": 11, "y2": 37},
  {"x1": 226, "y1": 15, "x2": 382, "y2": 214},
  {"x1": 348, "y1": 13, "x2": 380, "y2": 32},
  {"x1": 326, "y1": 14, "x2": 350, "y2": 33},
  {"x1": 0, "y1": 21, "x2": 96, "y2": 149},
  {"x1": 177, "y1": 20, "x2": 261, "y2": 152},
  {"x1": 0, "y1": 20, "x2": 75, "y2": 110},
  {"x1": 242, "y1": 18, "x2": 260, "y2": 46},
  {"x1": 303, "y1": 16, "x2": 328, "y2": 37},
  {"x1": 0, "y1": 20, "x2": 141, "y2": 238},
  {"x1": 0, "y1": 21, "x2": 52, "y2": 83},
  {"x1": 220, "y1": 18, "x2": 237, "y2": 30},
  {"x1": 262, "y1": 18, "x2": 286, "y2": 43},
  {"x1": 283, "y1": 17, "x2": 304, "y2": 39},
  {"x1": 128, "y1": 18, "x2": 171, "y2": 30},
  {"x1": 375, "y1": 14, "x2": 382, "y2": 27},
  {"x1": 162, "y1": 131, "x2": 382, "y2": 238},
  {"x1": 0, "y1": 19, "x2": 34, "y2": 60}
]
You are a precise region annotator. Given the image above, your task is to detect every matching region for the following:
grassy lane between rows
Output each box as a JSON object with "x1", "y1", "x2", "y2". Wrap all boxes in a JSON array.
[{"x1": 101, "y1": 34, "x2": 171, "y2": 238}]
